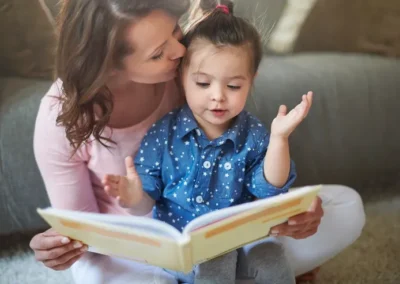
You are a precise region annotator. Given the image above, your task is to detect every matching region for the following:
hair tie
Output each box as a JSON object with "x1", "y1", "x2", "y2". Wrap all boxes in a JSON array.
[{"x1": 216, "y1": 4, "x2": 230, "y2": 14}]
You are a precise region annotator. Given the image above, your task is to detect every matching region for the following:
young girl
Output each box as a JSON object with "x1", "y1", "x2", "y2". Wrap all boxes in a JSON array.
[{"x1": 103, "y1": 3, "x2": 312, "y2": 283}]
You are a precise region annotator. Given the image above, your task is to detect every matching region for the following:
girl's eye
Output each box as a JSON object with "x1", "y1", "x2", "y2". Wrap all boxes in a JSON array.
[
  {"x1": 228, "y1": 85, "x2": 241, "y2": 90},
  {"x1": 152, "y1": 52, "x2": 164, "y2": 61},
  {"x1": 196, "y1": 82, "x2": 210, "y2": 88}
]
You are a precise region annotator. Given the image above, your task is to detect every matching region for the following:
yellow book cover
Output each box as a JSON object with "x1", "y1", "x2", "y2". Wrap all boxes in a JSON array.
[{"x1": 37, "y1": 185, "x2": 320, "y2": 273}]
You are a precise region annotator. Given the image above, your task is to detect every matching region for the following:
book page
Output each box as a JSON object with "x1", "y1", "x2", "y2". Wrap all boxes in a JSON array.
[
  {"x1": 183, "y1": 201, "x2": 254, "y2": 235},
  {"x1": 37, "y1": 208, "x2": 190, "y2": 271},
  {"x1": 185, "y1": 185, "x2": 321, "y2": 264},
  {"x1": 51, "y1": 209, "x2": 183, "y2": 239},
  {"x1": 184, "y1": 185, "x2": 320, "y2": 235}
]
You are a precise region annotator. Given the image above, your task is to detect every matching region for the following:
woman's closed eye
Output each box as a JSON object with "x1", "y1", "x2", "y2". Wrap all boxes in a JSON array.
[{"x1": 152, "y1": 52, "x2": 164, "y2": 61}]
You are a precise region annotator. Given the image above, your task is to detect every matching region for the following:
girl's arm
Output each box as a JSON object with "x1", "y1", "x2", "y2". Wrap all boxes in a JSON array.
[{"x1": 264, "y1": 92, "x2": 313, "y2": 186}]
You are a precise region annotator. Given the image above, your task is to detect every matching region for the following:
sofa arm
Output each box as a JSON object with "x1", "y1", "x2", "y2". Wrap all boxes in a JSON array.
[
  {"x1": 247, "y1": 53, "x2": 400, "y2": 188},
  {"x1": 0, "y1": 77, "x2": 52, "y2": 234}
]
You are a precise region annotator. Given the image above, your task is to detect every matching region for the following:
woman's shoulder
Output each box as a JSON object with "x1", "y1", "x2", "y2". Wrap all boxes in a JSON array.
[
  {"x1": 35, "y1": 80, "x2": 70, "y2": 147},
  {"x1": 34, "y1": 80, "x2": 88, "y2": 160},
  {"x1": 38, "y1": 79, "x2": 64, "y2": 120}
]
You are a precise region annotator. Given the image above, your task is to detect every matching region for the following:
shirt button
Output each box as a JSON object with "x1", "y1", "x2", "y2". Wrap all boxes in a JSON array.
[
  {"x1": 196, "y1": 196, "x2": 204, "y2": 203},
  {"x1": 224, "y1": 162, "x2": 232, "y2": 170},
  {"x1": 196, "y1": 129, "x2": 201, "y2": 136},
  {"x1": 203, "y1": 161, "x2": 211, "y2": 169}
]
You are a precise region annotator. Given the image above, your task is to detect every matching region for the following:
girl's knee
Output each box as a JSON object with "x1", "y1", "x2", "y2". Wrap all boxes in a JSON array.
[
  {"x1": 247, "y1": 241, "x2": 286, "y2": 267},
  {"x1": 247, "y1": 242, "x2": 295, "y2": 284}
]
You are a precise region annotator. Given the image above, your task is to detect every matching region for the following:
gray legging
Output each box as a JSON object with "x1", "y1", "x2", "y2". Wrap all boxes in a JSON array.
[{"x1": 166, "y1": 239, "x2": 295, "y2": 284}]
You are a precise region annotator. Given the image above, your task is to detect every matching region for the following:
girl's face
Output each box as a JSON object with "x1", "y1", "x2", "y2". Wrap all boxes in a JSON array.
[
  {"x1": 182, "y1": 40, "x2": 254, "y2": 138},
  {"x1": 112, "y1": 10, "x2": 186, "y2": 84}
]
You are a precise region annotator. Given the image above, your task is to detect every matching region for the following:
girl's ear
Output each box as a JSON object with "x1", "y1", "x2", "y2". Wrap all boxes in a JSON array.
[{"x1": 250, "y1": 72, "x2": 258, "y2": 85}]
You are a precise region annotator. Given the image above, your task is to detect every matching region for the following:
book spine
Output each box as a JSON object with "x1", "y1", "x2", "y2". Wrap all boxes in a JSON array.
[{"x1": 178, "y1": 237, "x2": 193, "y2": 273}]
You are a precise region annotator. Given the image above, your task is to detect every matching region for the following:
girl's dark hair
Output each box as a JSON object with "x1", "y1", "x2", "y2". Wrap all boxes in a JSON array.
[
  {"x1": 183, "y1": 0, "x2": 262, "y2": 75},
  {"x1": 56, "y1": 0, "x2": 189, "y2": 153}
]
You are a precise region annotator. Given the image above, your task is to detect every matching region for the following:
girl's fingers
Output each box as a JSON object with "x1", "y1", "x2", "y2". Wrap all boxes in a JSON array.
[
  {"x1": 104, "y1": 185, "x2": 119, "y2": 198},
  {"x1": 277, "y1": 105, "x2": 287, "y2": 117},
  {"x1": 102, "y1": 174, "x2": 120, "y2": 185}
]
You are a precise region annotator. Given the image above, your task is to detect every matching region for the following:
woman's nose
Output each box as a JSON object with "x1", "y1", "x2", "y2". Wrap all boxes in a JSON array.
[{"x1": 170, "y1": 40, "x2": 186, "y2": 60}]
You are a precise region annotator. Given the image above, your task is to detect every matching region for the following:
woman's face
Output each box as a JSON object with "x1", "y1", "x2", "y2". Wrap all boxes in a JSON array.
[{"x1": 116, "y1": 10, "x2": 186, "y2": 84}]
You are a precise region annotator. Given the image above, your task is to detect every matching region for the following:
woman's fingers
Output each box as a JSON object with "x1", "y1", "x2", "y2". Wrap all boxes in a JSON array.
[
  {"x1": 43, "y1": 246, "x2": 87, "y2": 269},
  {"x1": 34, "y1": 240, "x2": 86, "y2": 262},
  {"x1": 30, "y1": 231, "x2": 70, "y2": 251},
  {"x1": 270, "y1": 220, "x2": 321, "y2": 238},
  {"x1": 52, "y1": 254, "x2": 83, "y2": 271},
  {"x1": 291, "y1": 227, "x2": 318, "y2": 240}
]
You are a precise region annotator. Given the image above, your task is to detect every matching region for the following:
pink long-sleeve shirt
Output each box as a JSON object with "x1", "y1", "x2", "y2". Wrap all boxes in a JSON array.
[{"x1": 34, "y1": 80, "x2": 182, "y2": 215}]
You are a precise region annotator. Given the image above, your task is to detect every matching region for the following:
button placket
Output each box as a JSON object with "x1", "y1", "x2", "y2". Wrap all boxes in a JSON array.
[
  {"x1": 203, "y1": 161, "x2": 211, "y2": 169},
  {"x1": 195, "y1": 196, "x2": 204, "y2": 204},
  {"x1": 224, "y1": 162, "x2": 232, "y2": 170},
  {"x1": 193, "y1": 147, "x2": 214, "y2": 207}
]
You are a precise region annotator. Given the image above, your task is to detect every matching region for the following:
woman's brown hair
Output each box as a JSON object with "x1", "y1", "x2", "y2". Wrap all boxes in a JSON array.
[
  {"x1": 55, "y1": 0, "x2": 189, "y2": 153},
  {"x1": 183, "y1": 0, "x2": 262, "y2": 75}
]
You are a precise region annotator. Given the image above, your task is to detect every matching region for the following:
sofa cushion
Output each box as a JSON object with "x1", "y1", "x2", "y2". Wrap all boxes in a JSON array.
[
  {"x1": 295, "y1": 0, "x2": 400, "y2": 57},
  {"x1": 0, "y1": 77, "x2": 53, "y2": 234},
  {"x1": 267, "y1": 0, "x2": 400, "y2": 57},
  {"x1": 248, "y1": 53, "x2": 400, "y2": 187},
  {"x1": 0, "y1": 0, "x2": 57, "y2": 80}
]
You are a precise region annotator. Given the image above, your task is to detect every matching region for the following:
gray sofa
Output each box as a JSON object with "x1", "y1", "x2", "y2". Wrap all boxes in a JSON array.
[{"x1": 1, "y1": 0, "x2": 399, "y2": 235}]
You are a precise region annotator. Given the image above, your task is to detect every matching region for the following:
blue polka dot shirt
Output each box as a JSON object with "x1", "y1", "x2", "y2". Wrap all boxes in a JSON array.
[{"x1": 135, "y1": 104, "x2": 297, "y2": 232}]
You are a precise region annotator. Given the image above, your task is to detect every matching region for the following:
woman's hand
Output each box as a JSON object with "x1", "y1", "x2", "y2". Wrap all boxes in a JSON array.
[
  {"x1": 271, "y1": 92, "x2": 313, "y2": 138},
  {"x1": 30, "y1": 228, "x2": 87, "y2": 270},
  {"x1": 270, "y1": 196, "x2": 324, "y2": 239}
]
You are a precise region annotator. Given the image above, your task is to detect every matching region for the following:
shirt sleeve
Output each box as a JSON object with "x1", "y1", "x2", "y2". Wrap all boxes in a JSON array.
[
  {"x1": 245, "y1": 133, "x2": 297, "y2": 199},
  {"x1": 134, "y1": 123, "x2": 166, "y2": 201},
  {"x1": 33, "y1": 95, "x2": 99, "y2": 212}
]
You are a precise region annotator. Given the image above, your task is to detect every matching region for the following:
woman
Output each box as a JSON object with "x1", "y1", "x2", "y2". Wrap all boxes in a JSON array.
[{"x1": 30, "y1": 0, "x2": 365, "y2": 283}]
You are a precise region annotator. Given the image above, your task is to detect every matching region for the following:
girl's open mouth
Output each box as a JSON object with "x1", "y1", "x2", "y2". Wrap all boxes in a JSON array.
[{"x1": 211, "y1": 109, "x2": 226, "y2": 117}]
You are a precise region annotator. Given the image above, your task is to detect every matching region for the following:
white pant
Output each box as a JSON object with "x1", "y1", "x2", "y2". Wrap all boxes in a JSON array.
[{"x1": 71, "y1": 185, "x2": 366, "y2": 284}]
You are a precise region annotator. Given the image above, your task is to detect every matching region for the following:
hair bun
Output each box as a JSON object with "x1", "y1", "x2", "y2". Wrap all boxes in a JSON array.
[{"x1": 199, "y1": 0, "x2": 234, "y2": 14}]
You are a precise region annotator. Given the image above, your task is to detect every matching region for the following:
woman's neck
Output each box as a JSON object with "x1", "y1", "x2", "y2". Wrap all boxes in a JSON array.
[{"x1": 104, "y1": 79, "x2": 166, "y2": 129}]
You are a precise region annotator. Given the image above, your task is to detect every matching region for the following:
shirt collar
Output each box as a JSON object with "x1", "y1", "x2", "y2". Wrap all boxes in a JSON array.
[
  {"x1": 176, "y1": 104, "x2": 248, "y2": 151},
  {"x1": 222, "y1": 111, "x2": 247, "y2": 151},
  {"x1": 176, "y1": 104, "x2": 199, "y2": 139}
]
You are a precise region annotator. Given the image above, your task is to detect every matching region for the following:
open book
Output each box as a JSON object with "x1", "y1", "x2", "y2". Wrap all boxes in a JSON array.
[{"x1": 37, "y1": 185, "x2": 320, "y2": 273}]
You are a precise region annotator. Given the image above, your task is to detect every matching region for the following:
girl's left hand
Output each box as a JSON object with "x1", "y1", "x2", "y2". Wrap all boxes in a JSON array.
[
  {"x1": 271, "y1": 91, "x2": 313, "y2": 138},
  {"x1": 269, "y1": 196, "x2": 324, "y2": 239}
]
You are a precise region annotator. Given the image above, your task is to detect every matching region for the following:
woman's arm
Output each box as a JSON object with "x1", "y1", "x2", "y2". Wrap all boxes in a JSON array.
[
  {"x1": 30, "y1": 95, "x2": 98, "y2": 270},
  {"x1": 34, "y1": 97, "x2": 99, "y2": 212}
]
